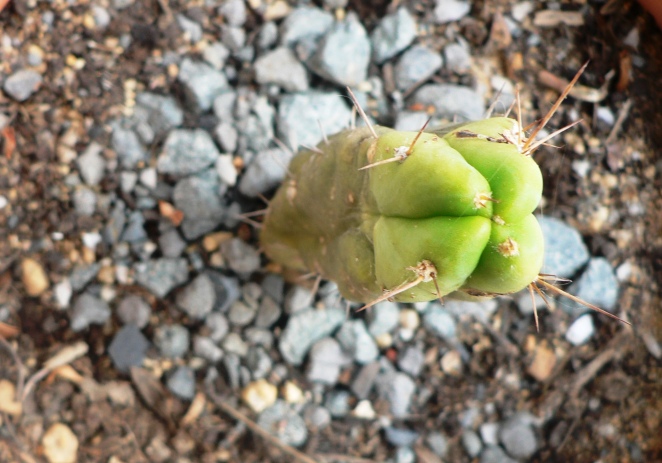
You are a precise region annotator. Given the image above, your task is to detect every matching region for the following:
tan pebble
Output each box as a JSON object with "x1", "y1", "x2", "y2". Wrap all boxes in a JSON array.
[
  {"x1": 81, "y1": 246, "x2": 96, "y2": 264},
  {"x1": 0, "y1": 379, "x2": 22, "y2": 416},
  {"x1": 21, "y1": 257, "x2": 49, "y2": 297},
  {"x1": 97, "y1": 265, "x2": 115, "y2": 284},
  {"x1": 202, "y1": 231, "x2": 233, "y2": 252},
  {"x1": 282, "y1": 381, "x2": 304, "y2": 404},
  {"x1": 440, "y1": 350, "x2": 462, "y2": 377},
  {"x1": 399, "y1": 308, "x2": 420, "y2": 330},
  {"x1": 42, "y1": 422, "x2": 79, "y2": 463},
  {"x1": 526, "y1": 344, "x2": 557, "y2": 382},
  {"x1": 241, "y1": 379, "x2": 277, "y2": 413},
  {"x1": 374, "y1": 332, "x2": 393, "y2": 348},
  {"x1": 263, "y1": 0, "x2": 291, "y2": 20}
]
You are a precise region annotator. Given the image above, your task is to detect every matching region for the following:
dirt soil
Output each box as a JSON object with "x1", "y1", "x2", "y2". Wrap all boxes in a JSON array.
[{"x1": 0, "y1": 0, "x2": 661, "y2": 462}]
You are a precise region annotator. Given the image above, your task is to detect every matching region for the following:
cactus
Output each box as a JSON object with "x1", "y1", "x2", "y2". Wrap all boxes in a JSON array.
[{"x1": 261, "y1": 67, "x2": 628, "y2": 327}]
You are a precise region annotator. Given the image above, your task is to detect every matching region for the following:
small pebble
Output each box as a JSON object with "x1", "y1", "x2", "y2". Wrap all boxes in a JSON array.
[
  {"x1": 279, "y1": 306, "x2": 346, "y2": 365},
  {"x1": 426, "y1": 432, "x2": 449, "y2": 458},
  {"x1": 255, "y1": 296, "x2": 282, "y2": 328},
  {"x1": 284, "y1": 285, "x2": 313, "y2": 313},
  {"x1": 53, "y1": 279, "x2": 73, "y2": 308},
  {"x1": 238, "y1": 148, "x2": 292, "y2": 197},
  {"x1": 134, "y1": 258, "x2": 189, "y2": 298},
  {"x1": 499, "y1": 415, "x2": 539, "y2": 459},
  {"x1": 385, "y1": 427, "x2": 419, "y2": 447},
  {"x1": 565, "y1": 314, "x2": 595, "y2": 346},
  {"x1": 177, "y1": 13, "x2": 203, "y2": 42},
  {"x1": 462, "y1": 430, "x2": 483, "y2": 458},
  {"x1": 242, "y1": 379, "x2": 278, "y2": 413},
  {"x1": 480, "y1": 422, "x2": 500, "y2": 446},
  {"x1": 135, "y1": 92, "x2": 184, "y2": 135},
  {"x1": 564, "y1": 257, "x2": 619, "y2": 315},
  {"x1": 412, "y1": 84, "x2": 484, "y2": 121},
  {"x1": 397, "y1": 345, "x2": 426, "y2": 377},
  {"x1": 116, "y1": 295, "x2": 151, "y2": 328},
  {"x1": 394, "y1": 45, "x2": 443, "y2": 91},
  {"x1": 42, "y1": 423, "x2": 78, "y2": 463},
  {"x1": 377, "y1": 371, "x2": 416, "y2": 418},
  {"x1": 167, "y1": 366, "x2": 196, "y2": 400},
  {"x1": 310, "y1": 12, "x2": 370, "y2": 87},
  {"x1": 21, "y1": 257, "x2": 49, "y2": 297},
  {"x1": 173, "y1": 171, "x2": 225, "y2": 240},
  {"x1": 219, "y1": 238, "x2": 261, "y2": 275},
  {"x1": 205, "y1": 312, "x2": 229, "y2": 342},
  {"x1": 395, "y1": 446, "x2": 416, "y2": 463},
  {"x1": 222, "y1": 332, "x2": 249, "y2": 357},
  {"x1": 108, "y1": 324, "x2": 150, "y2": 373},
  {"x1": 526, "y1": 343, "x2": 557, "y2": 382},
  {"x1": 352, "y1": 399, "x2": 376, "y2": 419},
  {"x1": 279, "y1": 6, "x2": 333, "y2": 47},
  {"x1": 367, "y1": 301, "x2": 400, "y2": 336},
  {"x1": 246, "y1": 346, "x2": 272, "y2": 379},
  {"x1": 158, "y1": 229, "x2": 187, "y2": 258},
  {"x1": 70, "y1": 294, "x2": 111, "y2": 332},
  {"x1": 371, "y1": 6, "x2": 418, "y2": 63},
  {"x1": 480, "y1": 445, "x2": 518, "y2": 463},
  {"x1": 351, "y1": 361, "x2": 380, "y2": 399},
  {"x1": 3, "y1": 69, "x2": 42, "y2": 101},
  {"x1": 176, "y1": 274, "x2": 216, "y2": 320},
  {"x1": 157, "y1": 129, "x2": 220, "y2": 177},
  {"x1": 254, "y1": 47, "x2": 309, "y2": 92},
  {"x1": 110, "y1": 123, "x2": 146, "y2": 168},
  {"x1": 77, "y1": 142, "x2": 106, "y2": 186},
  {"x1": 154, "y1": 324, "x2": 190, "y2": 358},
  {"x1": 434, "y1": 0, "x2": 471, "y2": 24},
  {"x1": 336, "y1": 319, "x2": 379, "y2": 364},
  {"x1": 538, "y1": 216, "x2": 590, "y2": 277},
  {"x1": 258, "y1": 400, "x2": 308, "y2": 447},
  {"x1": 444, "y1": 41, "x2": 472, "y2": 74},
  {"x1": 307, "y1": 337, "x2": 352, "y2": 385},
  {"x1": 304, "y1": 404, "x2": 331, "y2": 429},
  {"x1": 178, "y1": 58, "x2": 228, "y2": 112},
  {"x1": 193, "y1": 335, "x2": 223, "y2": 362},
  {"x1": 423, "y1": 305, "x2": 456, "y2": 340},
  {"x1": 324, "y1": 390, "x2": 351, "y2": 417},
  {"x1": 72, "y1": 187, "x2": 97, "y2": 216},
  {"x1": 440, "y1": 350, "x2": 463, "y2": 376}
]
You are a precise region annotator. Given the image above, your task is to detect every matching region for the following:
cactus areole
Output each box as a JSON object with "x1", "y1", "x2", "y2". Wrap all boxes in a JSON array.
[{"x1": 261, "y1": 116, "x2": 547, "y2": 305}]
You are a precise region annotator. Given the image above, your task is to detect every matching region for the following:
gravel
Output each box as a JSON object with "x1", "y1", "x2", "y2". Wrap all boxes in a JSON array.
[
  {"x1": 309, "y1": 12, "x2": 371, "y2": 87},
  {"x1": 134, "y1": 258, "x2": 189, "y2": 298},
  {"x1": 394, "y1": 45, "x2": 443, "y2": 91},
  {"x1": 371, "y1": 7, "x2": 418, "y2": 64},
  {"x1": 385, "y1": 427, "x2": 419, "y2": 447},
  {"x1": 70, "y1": 293, "x2": 111, "y2": 332},
  {"x1": 173, "y1": 170, "x2": 225, "y2": 240},
  {"x1": 307, "y1": 337, "x2": 352, "y2": 384},
  {"x1": 336, "y1": 319, "x2": 379, "y2": 364},
  {"x1": 157, "y1": 129, "x2": 220, "y2": 177},
  {"x1": 154, "y1": 324, "x2": 190, "y2": 358},
  {"x1": 377, "y1": 371, "x2": 416, "y2": 418},
  {"x1": 499, "y1": 415, "x2": 539, "y2": 459},
  {"x1": 480, "y1": 445, "x2": 518, "y2": 463},
  {"x1": 397, "y1": 345, "x2": 426, "y2": 377},
  {"x1": 538, "y1": 215, "x2": 590, "y2": 277},
  {"x1": 205, "y1": 313, "x2": 230, "y2": 343},
  {"x1": 178, "y1": 58, "x2": 228, "y2": 112},
  {"x1": 166, "y1": 366, "x2": 196, "y2": 400},
  {"x1": 193, "y1": 335, "x2": 223, "y2": 362},
  {"x1": 116, "y1": 295, "x2": 151, "y2": 328},
  {"x1": 411, "y1": 84, "x2": 485, "y2": 121},
  {"x1": 218, "y1": 238, "x2": 261, "y2": 276},
  {"x1": 238, "y1": 148, "x2": 292, "y2": 197},
  {"x1": 258, "y1": 401, "x2": 308, "y2": 447},
  {"x1": 367, "y1": 301, "x2": 400, "y2": 336},
  {"x1": 565, "y1": 314, "x2": 595, "y2": 346},
  {"x1": 433, "y1": 0, "x2": 471, "y2": 24},
  {"x1": 108, "y1": 324, "x2": 150, "y2": 373},
  {"x1": 77, "y1": 142, "x2": 106, "y2": 186},
  {"x1": 3, "y1": 69, "x2": 42, "y2": 101},
  {"x1": 563, "y1": 257, "x2": 619, "y2": 315},
  {"x1": 279, "y1": 306, "x2": 346, "y2": 366},
  {"x1": 423, "y1": 304, "x2": 457, "y2": 340},
  {"x1": 444, "y1": 41, "x2": 472, "y2": 74},
  {"x1": 279, "y1": 6, "x2": 333, "y2": 47},
  {"x1": 254, "y1": 47, "x2": 309, "y2": 92},
  {"x1": 461, "y1": 430, "x2": 483, "y2": 458},
  {"x1": 176, "y1": 273, "x2": 216, "y2": 320}
]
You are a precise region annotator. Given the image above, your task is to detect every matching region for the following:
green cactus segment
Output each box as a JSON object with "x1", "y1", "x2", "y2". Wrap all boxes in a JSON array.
[
  {"x1": 373, "y1": 216, "x2": 491, "y2": 300},
  {"x1": 370, "y1": 132, "x2": 493, "y2": 219},
  {"x1": 440, "y1": 117, "x2": 543, "y2": 222},
  {"x1": 261, "y1": 116, "x2": 545, "y2": 304}
]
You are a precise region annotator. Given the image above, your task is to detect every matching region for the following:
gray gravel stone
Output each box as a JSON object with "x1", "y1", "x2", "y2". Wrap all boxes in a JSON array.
[
  {"x1": 219, "y1": 238, "x2": 261, "y2": 276},
  {"x1": 177, "y1": 13, "x2": 202, "y2": 43},
  {"x1": 110, "y1": 123, "x2": 146, "y2": 168},
  {"x1": 206, "y1": 272, "x2": 241, "y2": 312},
  {"x1": 157, "y1": 129, "x2": 220, "y2": 177},
  {"x1": 158, "y1": 229, "x2": 187, "y2": 258},
  {"x1": 277, "y1": 91, "x2": 351, "y2": 150},
  {"x1": 167, "y1": 366, "x2": 195, "y2": 399},
  {"x1": 394, "y1": 45, "x2": 443, "y2": 91},
  {"x1": 499, "y1": 416, "x2": 538, "y2": 459},
  {"x1": 254, "y1": 47, "x2": 309, "y2": 92},
  {"x1": 70, "y1": 263, "x2": 101, "y2": 292},
  {"x1": 394, "y1": 111, "x2": 432, "y2": 131},
  {"x1": 244, "y1": 327, "x2": 274, "y2": 349},
  {"x1": 228, "y1": 300, "x2": 257, "y2": 326},
  {"x1": 222, "y1": 332, "x2": 249, "y2": 357},
  {"x1": 203, "y1": 42, "x2": 230, "y2": 70},
  {"x1": 367, "y1": 301, "x2": 400, "y2": 336},
  {"x1": 221, "y1": 25, "x2": 246, "y2": 52},
  {"x1": 538, "y1": 215, "x2": 590, "y2": 277},
  {"x1": 479, "y1": 422, "x2": 500, "y2": 446},
  {"x1": 219, "y1": 0, "x2": 246, "y2": 26},
  {"x1": 257, "y1": 21, "x2": 278, "y2": 50},
  {"x1": 310, "y1": 12, "x2": 370, "y2": 87},
  {"x1": 284, "y1": 285, "x2": 313, "y2": 313},
  {"x1": 121, "y1": 211, "x2": 147, "y2": 242},
  {"x1": 72, "y1": 187, "x2": 97, "y2": 216},
  {"x1": 116, "y1": 295, "x2": 151, "y2": 328},
  {"x1": 178, "y1": 58, "x2": 228, "y2": 112},
  {"x1": 385, "y1": 427, "x2": 419, "y2": 447},
  {"x1": 70, "y1": 294, "x2": 111, "y2": 332},
  {"x1": 173, "y1": 170, "x2": 225, "y2": 240},
  {"x1": 443, "y1": 298, "x2": 498, "y2": 323},
  {"x1": 154, "y1": 324, "x2": 190, "y2": 358},
  {"x1": 336, "y1": 320, "x2": 379, "y2": 364},
  {"x1": 261, "y1": 274, "x2": 285, "y2": 304},
  {"x1": 434, "y1": 0, "x2": 471, "y2": 24},
  {"x1": 351, "y1": 362, "x2": 380, "y2": 399},
  {"x1": 304, "y1": 405, "x2": 331, "y2": 430},
  {"x1": 480, "y1": 445, "x2": 518, "y2": 463},
  {"x1": 255, "y1": 296, "x2": 281, "y2": 328},
  {"x1": 238, "y1": 148, "x2": 292, "y2": 197},
  {"x1": 307, "y1": 337, "x2": 352, "y2": 384},
  {"x1": 108, "y1": 324, "x2": 150, "y2": 372},
  {"x1": 444, "y1": 41, "x2": 472, "y2": 74},
  {"x1": 280, "y1": 6, "x2": 333, "y2": 47},
  {"x1": 135, "y1": 92, "x2": 183, "y2": 136},
  {"x1": 397, "y1": 345, "x2": 426, "y2": 377},
  {"x1": 423, "y1": 305, "x2": 456, "y2": 340},
  {"x1": 246, "y1": 346, "x2": 272, "y2": 379},
  {"x1": 193, "y1": 335, "x2": 223, "y2": 362},
  {"x1": 565, "y1": 314, "x2": 595, "y2": 346},
  {"x1": 279, "y1": 306, "x2": 346, "y2": 365},
  {"x1": 258, "y1": 401, "x2": 308, "y2": 447},
  {"x1": 214, "y1": 122, "x2": 238, "y2": 153},
  {"x1": 462, "y1": 430, "x2": 483, "y2": 458},
  {"x1": 119, "y1": 171, "x2": 138, "y2": 193},
  {"x1": 176, "y1": 273, "x2": 216, "y2": 319},
  {"x1": 412, "y1": 84, "x2": 484, "y2": 121},
  {"x1": 564, "y1": 257, "x2": 619, "y2": 315},
  {"x1": 134, "y1": 258, "x2": 188, "y2": 298},
  {"x1": 3, "y1": 69, "x2": 42, "y2": 101},
  {"x1": 213, "y1": 91, "x2": 237, "y2": 125},
  {"x1": 371, "y1": 7, "x2": 417, "y2": 63},
  {"x1": 324, "y1": 390, "x2": 351, "y2": 417},
  {"x1": 426, "y1": 432, "x2": 449, "y2": 458},
  {"x1": 205, "y1": 312, "x2": 229, "y2": 342},
  {"x1": 395, "y1": 446, "x2": 416, "y2": 463},
  {"x1": 77, "y1": 142, "x2": 106, "y2": 186},
  {"x1": 377, "y1": 371, "x2": 416, "y2": 418}
]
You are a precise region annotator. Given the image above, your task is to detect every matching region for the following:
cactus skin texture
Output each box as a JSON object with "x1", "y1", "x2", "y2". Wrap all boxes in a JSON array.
[{"x1": 261, "y1": 116, "x2": 545, "y2": 304}]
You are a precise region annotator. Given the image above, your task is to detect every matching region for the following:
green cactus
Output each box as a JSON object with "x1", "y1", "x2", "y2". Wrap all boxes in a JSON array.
[{"x1": 260, "y1": 72, "x2": 629, "y2": 326}]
